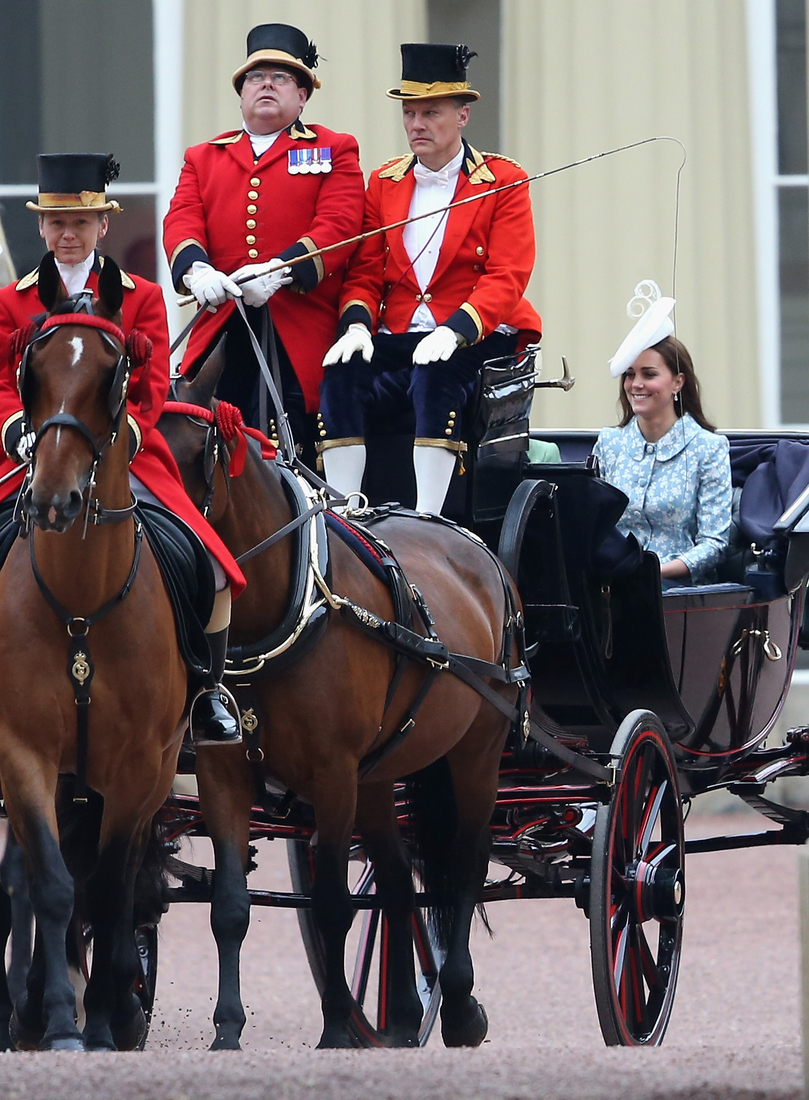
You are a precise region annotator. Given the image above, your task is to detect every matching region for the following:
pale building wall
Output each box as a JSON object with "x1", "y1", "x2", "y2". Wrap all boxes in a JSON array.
[
  {"x1": 181, "y1": 0, "x2": 427, "y2": 179},
  {"x1": 502, "y1": 0, "x2": 759, "y2": 431}
]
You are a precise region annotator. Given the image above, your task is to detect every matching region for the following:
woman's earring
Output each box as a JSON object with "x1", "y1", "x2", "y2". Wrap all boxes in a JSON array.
[{"x1": 674, "y1": 391, "x2": 681, "y2": 404}]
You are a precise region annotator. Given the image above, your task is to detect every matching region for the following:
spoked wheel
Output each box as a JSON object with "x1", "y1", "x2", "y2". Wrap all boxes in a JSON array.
[
  {"x1": 589, "y1": 710, "x2": 685, "y2": 1046},
  {"x1": 287, "y1": 840, "x2": 443, "y2": 1047}
]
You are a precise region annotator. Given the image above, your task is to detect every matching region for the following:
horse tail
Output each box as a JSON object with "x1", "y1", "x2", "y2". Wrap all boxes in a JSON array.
[{"x1": 406, "y1": 756, "x2": 458, "y2": 952}]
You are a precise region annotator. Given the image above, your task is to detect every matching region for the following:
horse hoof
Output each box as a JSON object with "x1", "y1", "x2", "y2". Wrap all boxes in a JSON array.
[
  {"x1": 441, "y1": 999, "x2": 489, "y2": 1048},
  {"x1": 210, "y1": 1034, "x2": 242, "y2": 1052},
  {"x1": 46, "y1": 1037, "x2": 86, "y2": 1052},
  {"x1": 316, "y1": 1027, "x2": 354, "y2": 1049},
  {"x1": 111, "y1": 1006, "x2": 147, "y2": 1052},
  {"x1": 9, "y1": 1007, "x2": 43, "y2": 1052}
]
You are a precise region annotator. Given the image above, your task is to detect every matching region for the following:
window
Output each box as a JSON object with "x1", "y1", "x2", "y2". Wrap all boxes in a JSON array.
[
  {"x1": 748, "y1": 0, "x2": 809, "y2": 426},
  {"x1": 0, "y1": 0, "x2": 157, "y2": 281}
]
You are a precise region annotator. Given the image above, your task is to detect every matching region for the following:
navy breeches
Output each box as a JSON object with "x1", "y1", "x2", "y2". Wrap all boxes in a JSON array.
[{"x1": 318, "y1": 331, "x2": 517, "y2": 444}]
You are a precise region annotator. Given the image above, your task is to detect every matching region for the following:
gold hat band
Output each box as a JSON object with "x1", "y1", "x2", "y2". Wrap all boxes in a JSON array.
[
  {"x1": 399, "y1": 79, "x2": 470, "y2": 96},
  {"x1": 38, "y1": 191, "x2": 107, "y2": 208}
]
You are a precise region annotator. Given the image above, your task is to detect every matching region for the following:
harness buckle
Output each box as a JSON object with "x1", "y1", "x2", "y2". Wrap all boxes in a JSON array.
[{"x1": 67, "y1": 618, "x2": 90, "y2": 638}]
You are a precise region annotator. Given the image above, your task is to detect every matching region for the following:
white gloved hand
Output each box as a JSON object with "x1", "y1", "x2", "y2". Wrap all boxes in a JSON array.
[
  {"x1": 15, "y1": 431, "x2": 35, "y2": 465},
  {"x1": 182, "y1": 261, "x2": 242, "y2": 312},
  {"x1": 412, "y1": 326, "x2": 462, "y2": 365},
  {"x1": 322, "y1": 324, "x2": 374, "y2": 367},
  {"x1": 231, "y1": 260, "x2": 293, "y2": 308}
]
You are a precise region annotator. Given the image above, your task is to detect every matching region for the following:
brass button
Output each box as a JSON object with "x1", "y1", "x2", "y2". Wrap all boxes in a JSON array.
[
  {"x1": 423, "y1": 292, "x2": 432, "y2": 303},
  {"x1": 247, "y1": 204, "x2": 257, "y2": 214},
  {"x1": 250, "y1": 177, "x2": 261, "y2": 186},
  {"x1": 319, "y1": 430, "x2": 327, "y2": 437},
  {"x1": 246, "y1": 234, "x2": 256, "y2": 244},
  {"x1": 248, "y1": 248, "x2": 259, "y2": 259},
  {"x1": 415, "y1": 293, "x2": 422, "y2": 302},
  {"x1": 247, "y1": 189, "x2": 259, "y2": 200},
  {"x1": 473, "y1": 264, "x2": 481, "y2": 271},
  {"x1": 449, "y1": 410, "x2": 456, "y2": 416},
  {"x1": 476, "y1": 245, "x2": 484, "y2": 256},
  {"x1": 444, "y1": 429, "x2": 453, "y2": 436},
  {"x1": 246, "y1": 218, "x2": 257, "y2": 228}
]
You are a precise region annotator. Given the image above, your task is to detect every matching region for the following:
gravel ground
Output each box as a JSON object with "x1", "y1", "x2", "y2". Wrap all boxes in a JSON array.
[{"x1": 0, "y1": 808, "x2": 802, "y2": 1100}]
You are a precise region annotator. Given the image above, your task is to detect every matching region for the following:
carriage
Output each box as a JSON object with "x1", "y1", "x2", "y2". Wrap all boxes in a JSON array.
[{"x1": 148, "y1": 341, "x2": 809, "y2": 1050}]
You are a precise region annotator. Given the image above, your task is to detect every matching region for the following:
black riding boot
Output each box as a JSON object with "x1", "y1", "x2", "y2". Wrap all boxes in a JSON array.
[{"x1": 191, "y1": 628, "x2": 242, "y2": 746}]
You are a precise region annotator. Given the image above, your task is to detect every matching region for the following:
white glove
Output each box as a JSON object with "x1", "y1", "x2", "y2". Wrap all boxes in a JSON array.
[
  {"x1": 412, "y1": 326, "x2": 462, "y2": 365},
  {"x1": 15, "y1": 431, "x2": 35, "y2": 465},
  {"x1": 182, "y1": 261, "x2": 242, "y2": 312},
  {"x1": 322, "y1": 324, "x2": 374, "y2": 367},
  {"x1": 231, "y1": 260, "x2": 293, "y2": 308}
]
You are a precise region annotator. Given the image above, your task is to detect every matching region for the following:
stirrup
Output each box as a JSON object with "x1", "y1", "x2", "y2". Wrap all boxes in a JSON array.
[{"x1": 189, "y1": 684, "x2": 242, "y2": 747}]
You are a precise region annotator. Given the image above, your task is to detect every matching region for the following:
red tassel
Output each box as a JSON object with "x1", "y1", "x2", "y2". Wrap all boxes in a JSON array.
[
  {"x1": 215, "y1": 402, "x2": 248, "y2": 477},
  {"x1": 9, "y1": 323, "x2": 36, "y2": 366},
  {"x1": 126, "y1": 329, "x2": 153, "y2": 366}
]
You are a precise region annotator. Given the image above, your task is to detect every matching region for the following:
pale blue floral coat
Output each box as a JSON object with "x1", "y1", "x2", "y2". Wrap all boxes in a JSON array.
[{"x1": 592, "y1": 414, "x2": 732, "y2": 582}]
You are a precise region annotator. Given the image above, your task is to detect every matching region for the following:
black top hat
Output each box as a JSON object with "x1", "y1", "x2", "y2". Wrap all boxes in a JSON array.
[
  {"x1": 232, "y1": 23, "x2": 320, "y2": 94},
  {"x1": 387, "y1": 43, "x2": 480, "y2": 101},
  {"x1": 26, "y1": 153, "x2": 121, "y2": 214}
]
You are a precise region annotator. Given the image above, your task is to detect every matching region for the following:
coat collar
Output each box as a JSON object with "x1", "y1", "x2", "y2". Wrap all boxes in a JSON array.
[
  {"x1": 626, "y1": 413, "x2": 701, "y2": 460},
  {"x1": 16, "y1": 252, "x2": 135, "y2": 292},
  {"x1": 379, "y1": 140, "x2": 494, "y2": 184}
]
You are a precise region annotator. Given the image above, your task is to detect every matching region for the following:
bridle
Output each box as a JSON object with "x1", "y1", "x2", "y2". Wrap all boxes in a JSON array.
[{"x1": 19, "y1": 295, "x2": 136, "y2": 530}]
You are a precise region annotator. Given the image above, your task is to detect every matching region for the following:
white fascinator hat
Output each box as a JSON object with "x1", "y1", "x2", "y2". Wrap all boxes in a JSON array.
[{"x1": 608, "y1": 280, "x2": 676, "y2": 378}]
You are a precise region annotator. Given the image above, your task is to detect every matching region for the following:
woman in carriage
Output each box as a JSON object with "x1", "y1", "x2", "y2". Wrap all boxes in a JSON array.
[
  {"x1": 0, "y1": 153, "x2": 245, "y2": 745},
  {"x1": 593, "y1": 282, "x2": 733, "y2": 586}
]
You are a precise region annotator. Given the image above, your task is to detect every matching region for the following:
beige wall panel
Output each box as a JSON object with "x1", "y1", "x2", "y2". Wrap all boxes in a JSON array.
[
  {"x1": 182, "y1": 0, "x2": 426, "y2": 179},
  {"x1": 503, "y1": 0, "x2": 757, "y2": 431}
]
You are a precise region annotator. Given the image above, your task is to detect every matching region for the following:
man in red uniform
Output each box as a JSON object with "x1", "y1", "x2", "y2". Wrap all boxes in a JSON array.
[
  {"x1": 318, "y1": 44, "x2": 542, "y2": 514},
  {"x1": 0, "y1": 153, "x2": 245, "y2": 745},
  {"x1": 163, "y1": 22, "x2": 365, "y2": 453}
]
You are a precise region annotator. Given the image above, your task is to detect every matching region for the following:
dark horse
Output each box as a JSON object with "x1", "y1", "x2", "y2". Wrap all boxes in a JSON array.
[
  {"x1": 0, "y1": 255, "x2": 187, "y2": 1050},
  {"x1": 160, "y1": 351, "x2": 523, "y2": 1050}
]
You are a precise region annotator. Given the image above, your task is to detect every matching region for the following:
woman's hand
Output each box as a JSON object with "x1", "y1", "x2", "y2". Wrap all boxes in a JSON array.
[{"x1": 660, "y1": 558, "x2": 690, "y2": 580}]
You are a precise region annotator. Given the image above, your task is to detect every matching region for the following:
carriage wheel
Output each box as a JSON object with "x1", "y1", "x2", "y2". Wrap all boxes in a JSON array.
[
  {"x1": 287, "y1": 840, "x2": 443, "y2": 1047},
  {"x1": 589, "y1": 710, "x2": 685, "y2": 1046}
]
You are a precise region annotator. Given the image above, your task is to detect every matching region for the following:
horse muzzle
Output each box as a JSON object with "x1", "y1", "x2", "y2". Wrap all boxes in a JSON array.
[{"x1": 22, "y1": 483, "x2": 85, "y2": 532}]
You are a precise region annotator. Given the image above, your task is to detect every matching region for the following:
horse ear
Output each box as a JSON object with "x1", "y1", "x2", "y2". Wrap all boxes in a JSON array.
[
  {"x1": 96, "y1": 257, "x2": 124, "y2": 317},
  {"x1": 184, "y1": 338, "x2": 226, "y2": 410},
  {"x1": 37, "y1": 252, "x2": 63, "y2": 311}
]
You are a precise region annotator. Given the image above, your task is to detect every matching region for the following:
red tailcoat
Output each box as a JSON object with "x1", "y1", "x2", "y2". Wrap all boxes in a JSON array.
[
  {"x1": 0, "y1": 258, "x2": 245, "y2": 595},
  {"x1": 339, "y1": 142, "x2": 542, "y2": 348},
  {"x1": 162, "y1": 121, "x2": 365, "y2": 411}
]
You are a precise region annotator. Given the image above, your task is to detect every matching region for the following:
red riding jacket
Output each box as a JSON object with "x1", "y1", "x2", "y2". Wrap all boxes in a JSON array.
[
  {"x1": 338, "y1": 142, "x2": 542, "y2": 348},
  {"x1": 0, "y1": 257, "x2": 246, "y2": 594},
  {"x1": 162, "y1": 121, "x2": 365, "y2": 411}
]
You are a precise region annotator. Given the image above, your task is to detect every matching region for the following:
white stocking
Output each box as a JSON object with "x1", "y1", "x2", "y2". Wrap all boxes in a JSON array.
[
  {"x1": 414, "y1": 445, "x2": 457, "y2": 515},
  {"x1": 322, "y1": 444, "x2": 367, "y2": 509}
]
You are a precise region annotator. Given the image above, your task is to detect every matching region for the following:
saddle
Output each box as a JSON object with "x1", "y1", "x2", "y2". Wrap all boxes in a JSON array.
[{"x1": 137, "y1": 502, "x2": 216, "y2": 680}]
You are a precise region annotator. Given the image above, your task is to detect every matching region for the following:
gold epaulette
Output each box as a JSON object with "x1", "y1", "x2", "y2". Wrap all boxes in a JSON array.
[
  {"x1": 208, "y1": 131, "x2": 244, "y2": 146},
  {"x1": 378, "y1": 154, "x2": 415, "y2": 181}
]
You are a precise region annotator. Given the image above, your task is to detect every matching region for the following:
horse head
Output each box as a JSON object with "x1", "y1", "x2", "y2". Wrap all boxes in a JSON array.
[
  {"x1": 22, "y1": 252, "x2": 130, "y2": 532},
  {"x1": 158, "y1": 341, "x2": 232, "y2": 523}
]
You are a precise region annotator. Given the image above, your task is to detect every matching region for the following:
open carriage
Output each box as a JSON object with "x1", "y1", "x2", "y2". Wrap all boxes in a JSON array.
[{"x1": 159, "y1": 344, "x2": 809, "y2": 1050}]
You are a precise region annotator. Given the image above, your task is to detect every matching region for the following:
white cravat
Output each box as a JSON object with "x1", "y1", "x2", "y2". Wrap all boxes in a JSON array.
[
  {"x1": 243, "y1": 124, "x2": 283, "y2": 158},
  {"x1": 55, "y1": 251, "x2": 95, "y2": 296},
  {"x1": 401, "y1": 145, "x2": 465, "y2": 332}
]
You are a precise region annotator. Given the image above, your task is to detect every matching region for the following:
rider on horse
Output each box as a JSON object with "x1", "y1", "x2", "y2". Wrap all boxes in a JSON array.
[{"x1": 0, "y1": 153, "x2": 246, "y2": 746}]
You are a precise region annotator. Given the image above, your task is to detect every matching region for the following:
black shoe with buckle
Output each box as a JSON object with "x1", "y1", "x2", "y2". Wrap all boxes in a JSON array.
[{"x1": 191, "y1": 688, "x2": 242, "y2": 747}]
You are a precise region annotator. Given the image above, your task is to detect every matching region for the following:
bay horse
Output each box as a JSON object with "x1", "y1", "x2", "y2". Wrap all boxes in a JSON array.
[
  {"x1": 0, "y1": 254, "x2": 187, "y2": 1050},
  {"x1": 160, "y1": 349, "x2": 524, "y2": 1050}
]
